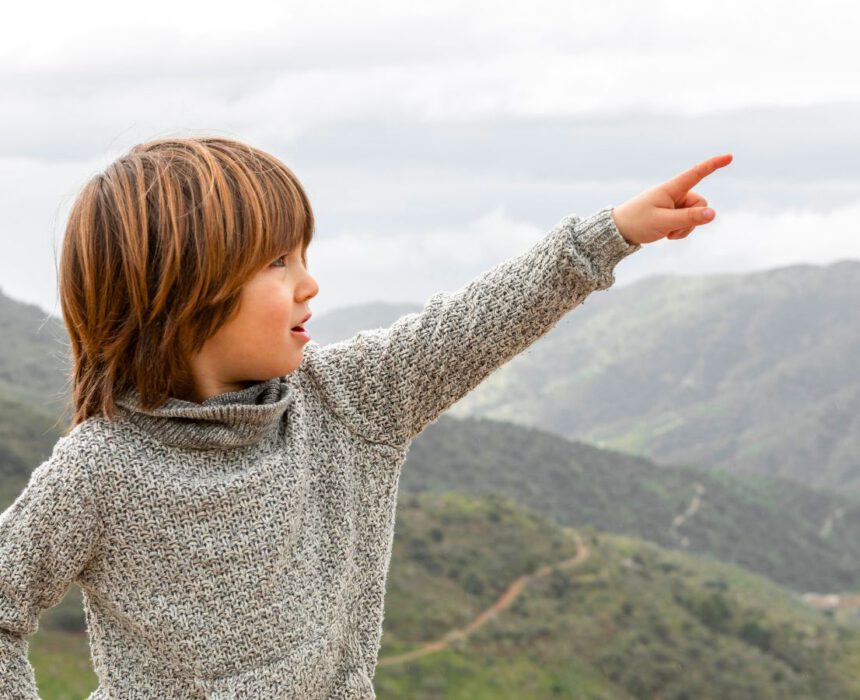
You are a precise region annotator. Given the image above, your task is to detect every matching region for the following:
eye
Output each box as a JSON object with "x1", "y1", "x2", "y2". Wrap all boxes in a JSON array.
[{"x1": 270, "y1": 250, "x2": 309, "y2": 270}]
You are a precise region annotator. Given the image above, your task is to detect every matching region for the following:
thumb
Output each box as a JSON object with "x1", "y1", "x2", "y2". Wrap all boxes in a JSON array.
[{"x1": 658, "y1": 205, "x2": 715, "y2": 232}]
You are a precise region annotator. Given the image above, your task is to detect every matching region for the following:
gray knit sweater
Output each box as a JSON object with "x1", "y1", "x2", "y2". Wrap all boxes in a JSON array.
[{"x1": 0, "y1": 206, "x2": 640, "y2": 699}]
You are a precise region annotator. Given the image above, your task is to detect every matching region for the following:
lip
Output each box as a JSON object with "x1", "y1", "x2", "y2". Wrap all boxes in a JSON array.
[
  {"x1": 291, "y1": 327, "x2": 311, "y2": 342},
  {"x1": 292, "y1": 312, "x2": 312, "y2": 328}
]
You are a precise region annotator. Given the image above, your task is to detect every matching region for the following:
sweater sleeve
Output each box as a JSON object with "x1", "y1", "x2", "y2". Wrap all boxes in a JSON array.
[
  {"x1": 299, "y1": 206, "x2": 641, "y2": 449},
  {"x1": 0, "y1": 440, "x2": 104, "y2": 700}
]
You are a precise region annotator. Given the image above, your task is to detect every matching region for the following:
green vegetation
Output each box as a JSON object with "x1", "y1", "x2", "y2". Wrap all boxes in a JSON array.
[{"x1": 374, "y1": 492, "x2": 860, "y2": 699}]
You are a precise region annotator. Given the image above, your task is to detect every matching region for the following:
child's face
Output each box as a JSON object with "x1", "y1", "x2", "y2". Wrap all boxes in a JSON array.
[{"x1": 186, "y1": 245, "x2": 319, "y2": 401}]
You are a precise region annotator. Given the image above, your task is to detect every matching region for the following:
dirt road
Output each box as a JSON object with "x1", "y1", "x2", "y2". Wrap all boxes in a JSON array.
[{"x1": 378, "y1": 527, "x2": 591, "y2": 667}]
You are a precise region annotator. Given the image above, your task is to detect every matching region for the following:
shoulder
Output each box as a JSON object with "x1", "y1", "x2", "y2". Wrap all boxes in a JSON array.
[
  {"x1": 8, "y1": 418, "x2": 116, "y2": 518},
  {"x1": 25, "y1": 415, "x2": 147, "y2": 513},
  {"x1": 48, "y1": 414, "x2": 134, "y2": 480},
  {"x1": 56, "y1": 414, "x2": 115, "y2": 454}
]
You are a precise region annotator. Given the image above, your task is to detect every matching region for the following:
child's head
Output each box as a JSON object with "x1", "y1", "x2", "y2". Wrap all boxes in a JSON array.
[{"x1": 58, "y1": 135, "x2": 319, "y2": 430}]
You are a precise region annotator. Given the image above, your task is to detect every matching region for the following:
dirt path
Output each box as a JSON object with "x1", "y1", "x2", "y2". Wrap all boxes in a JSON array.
[
  {"x1": 669, "y1": 482, "x2": 705, "y2": 548},
  {"x1": 377, "y1": 527, "x2": 591, "y2": 667}
]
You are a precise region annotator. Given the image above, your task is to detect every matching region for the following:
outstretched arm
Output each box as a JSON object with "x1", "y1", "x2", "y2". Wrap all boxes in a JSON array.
[
  {"x1": 298, "y1": 206, "x2": 639, "y2": 448},
  {"x1": 0, "y1": 440, "x2": 103, "y2": 699},
  {"x1": 298, "y1": 153, "x2": 732, "y2": 449}
]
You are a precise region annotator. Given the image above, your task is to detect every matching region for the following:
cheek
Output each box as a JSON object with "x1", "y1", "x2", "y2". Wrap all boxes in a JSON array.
[
  {"x1": 242, "y1": 283, "x2": 293, "y2": 332},
  {"x1": 256, "y1": 299, "x2": 292, "y2": 331}
]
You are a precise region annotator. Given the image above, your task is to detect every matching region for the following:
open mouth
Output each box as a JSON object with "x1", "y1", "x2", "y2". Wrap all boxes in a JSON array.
[
  {"x1": 291, "y1": 325, "x2": 310, "y2": 340},
  {"x1": 292, "y1": 312, "x2": 311, "y2": 339}
]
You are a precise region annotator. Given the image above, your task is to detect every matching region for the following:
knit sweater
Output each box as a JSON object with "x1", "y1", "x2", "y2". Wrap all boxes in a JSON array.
[{"x1": 0, "y1": 206, "x2": 640, "y2": 699}]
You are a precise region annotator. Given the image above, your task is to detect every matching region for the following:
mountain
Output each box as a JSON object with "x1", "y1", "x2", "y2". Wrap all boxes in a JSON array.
[
  {"x1": 0, "y1": 288, "x2": 70, "y2": 418},
  {"x1": 401, "y1": 413, "x2": 860, "y2": 595}
]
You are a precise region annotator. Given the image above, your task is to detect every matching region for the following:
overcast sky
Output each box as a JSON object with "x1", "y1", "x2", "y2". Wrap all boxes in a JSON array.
[{"x1": 1, "y1": 0, "x2": 858, "y2": 321}]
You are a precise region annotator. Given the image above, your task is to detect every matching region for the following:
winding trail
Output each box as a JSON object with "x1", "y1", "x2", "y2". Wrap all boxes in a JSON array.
[
  {"x1": 378, "y1": 527, "x2": 591, "y2": 667},
  {"x1": 669, "y1": 482, "x2": 705, "y2": 548}
]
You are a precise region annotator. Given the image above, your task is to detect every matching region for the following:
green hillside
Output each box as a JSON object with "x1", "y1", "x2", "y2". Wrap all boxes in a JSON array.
[
  {"x1": 402, "y1": 414, "x2": 860, "y2": 594},
  {"x1": 440, "y1": 261, "x2": 860, "y2": 496},
  {"x1": 379, "y1": 491, "x2": 860, "y2": 699}
]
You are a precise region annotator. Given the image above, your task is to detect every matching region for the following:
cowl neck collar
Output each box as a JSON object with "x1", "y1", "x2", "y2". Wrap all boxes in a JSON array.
[{"x1": 115, "y1": 376, "x2": 293, "y2": 451}]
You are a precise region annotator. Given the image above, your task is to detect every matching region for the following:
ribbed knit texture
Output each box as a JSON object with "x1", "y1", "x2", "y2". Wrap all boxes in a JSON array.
[{"x1": 0, "y1": 206, "x2": 640, "y2": 699}]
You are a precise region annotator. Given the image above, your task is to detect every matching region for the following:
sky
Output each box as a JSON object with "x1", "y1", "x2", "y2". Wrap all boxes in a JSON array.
[{"x1": 1, "y1": 0, "x2": 858, "y2": 321}]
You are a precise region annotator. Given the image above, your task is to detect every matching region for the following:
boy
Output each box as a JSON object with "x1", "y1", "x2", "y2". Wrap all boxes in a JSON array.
[{"x1": 0, "y1": 136, "x2": 731, "y2": 698}]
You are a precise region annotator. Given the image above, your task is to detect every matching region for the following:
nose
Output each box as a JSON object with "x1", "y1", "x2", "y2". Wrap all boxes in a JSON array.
[
  {"x1": 301, "y1": 272, "x2": 320, "y2": 300},
  {"x1": 307, "y1": 272, "x2": 319, "y2": 295}
]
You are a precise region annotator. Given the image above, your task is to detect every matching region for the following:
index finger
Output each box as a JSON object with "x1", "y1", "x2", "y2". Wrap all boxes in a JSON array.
[{"x1": 665, "y1": 153, "x2": 733, "y2": 198}]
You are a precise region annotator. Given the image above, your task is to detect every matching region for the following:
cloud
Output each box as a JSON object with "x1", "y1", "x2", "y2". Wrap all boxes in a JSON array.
[
  {"x1": 1, "y1": 0, "x2": 858, "y2": 317},
  {"x1": 643, "y1": 198, "x2": 860, "y2": 279}
]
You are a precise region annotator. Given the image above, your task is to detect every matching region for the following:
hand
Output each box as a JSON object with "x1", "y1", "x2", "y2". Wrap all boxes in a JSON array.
[{"x1": 610, "y1": 153, "x2": 733, "y2": 246}]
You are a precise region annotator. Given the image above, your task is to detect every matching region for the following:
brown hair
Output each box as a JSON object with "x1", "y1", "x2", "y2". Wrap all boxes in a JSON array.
[{"x1": 57, "y1": 135, "x2": 315, "y2": 431}]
